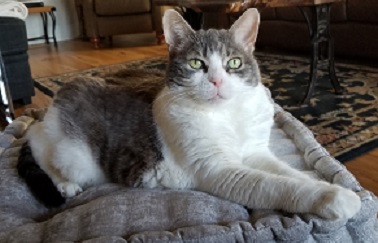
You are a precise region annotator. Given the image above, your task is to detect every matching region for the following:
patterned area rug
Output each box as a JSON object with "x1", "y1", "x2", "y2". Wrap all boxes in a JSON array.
[{"x1": 34, "y1": 53, "x2": 378, "y2": 163}]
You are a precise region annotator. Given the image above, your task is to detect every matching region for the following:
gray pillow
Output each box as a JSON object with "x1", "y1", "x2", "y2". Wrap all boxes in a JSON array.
[{"x1": 0, "y1": 107, "x2": 377, "y2": 242}]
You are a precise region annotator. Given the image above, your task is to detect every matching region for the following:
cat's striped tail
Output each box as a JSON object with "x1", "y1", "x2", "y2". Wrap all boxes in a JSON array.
[{"x1": 17, "y1": 142, "x2": 65, "y2": 207}]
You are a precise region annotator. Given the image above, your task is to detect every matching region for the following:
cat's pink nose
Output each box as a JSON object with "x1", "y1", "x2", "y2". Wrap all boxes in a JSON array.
[{"x1": 210, "y1": 79, "x2": 222, "y2": 87}]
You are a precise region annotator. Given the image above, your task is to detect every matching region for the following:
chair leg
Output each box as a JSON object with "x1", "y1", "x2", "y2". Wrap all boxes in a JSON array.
[
  {"x1": 107, "y1": 36, "x2": 113, "y2": 47},
  {"x1": 90, "y1": 37, "x2": 101, "y2": 48},
  {"x1": 156, "y1": 32, "x2": 165, "y2": 45}
]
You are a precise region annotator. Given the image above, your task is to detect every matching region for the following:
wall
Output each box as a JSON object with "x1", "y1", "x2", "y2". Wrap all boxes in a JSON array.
[{"x1": 25, "y1": 0, "x2": 79, "y2": 42}]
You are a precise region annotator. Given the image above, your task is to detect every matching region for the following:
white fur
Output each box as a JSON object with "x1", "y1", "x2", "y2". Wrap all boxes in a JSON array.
[
  {"x1": 230, "y1": 8, "x2": 260, "y2": 53},
  {"x1": 151, "y1": 70, "x2": 275, "y2": 189},
  {"x1": 27, "y1": 107, "x2": 108, "y2": 197}
]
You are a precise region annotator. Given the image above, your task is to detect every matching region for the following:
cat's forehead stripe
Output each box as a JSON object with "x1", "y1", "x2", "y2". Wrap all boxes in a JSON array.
[{"x1": 191, "y1": 30, "x2": 232, "y2": 58}]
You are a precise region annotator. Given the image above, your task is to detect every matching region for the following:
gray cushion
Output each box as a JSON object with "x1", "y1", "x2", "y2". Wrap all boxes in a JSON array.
[{"x1": 0, "y1": 106, "x2": 377, "y2": 242}]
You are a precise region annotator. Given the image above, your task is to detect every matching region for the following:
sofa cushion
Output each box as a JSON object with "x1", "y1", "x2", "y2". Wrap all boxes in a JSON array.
[
  {"x1": 275, "y1": 7, "x2": 303, "y2": 22},
  {"x1": 347, "y1": 0, "x2": 378, "y2": 23},
  {"x1": 274, "y1": 2, "x2": 347, "y2": 23},
  {"x1": 94, "y1": 0, "x2": 151, "y2": 16},
  {"x1": 260, "y1": 8, "x2": 277, "y2": 20},
  {"x1": 330, "y1": 2, "x2": 347, "y2": 22}
]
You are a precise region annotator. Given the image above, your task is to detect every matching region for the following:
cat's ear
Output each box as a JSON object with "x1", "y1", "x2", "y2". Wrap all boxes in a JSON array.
[
  {"x1": 163, "y1": 9, "x2": 195, "y2": 52},
  {"x1": 230, "y1": 8, "x2": 260, "y2": 53}
]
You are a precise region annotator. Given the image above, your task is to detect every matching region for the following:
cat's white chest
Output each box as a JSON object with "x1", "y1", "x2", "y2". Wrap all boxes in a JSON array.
[
  {"x1": 151, "y1": 84, "x2": 274, "y2": 189},
  {"x1": 210, "y1": 86, "x2": 274, "y2": 155}
]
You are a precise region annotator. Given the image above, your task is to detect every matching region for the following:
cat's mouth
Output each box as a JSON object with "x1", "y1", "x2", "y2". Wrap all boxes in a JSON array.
[
  {"x1": 201, "y1": 87, "x2": 229, "y2": 103},
  {"x1": 209, "y1": 90, "x2": 226, "y2": 102}
]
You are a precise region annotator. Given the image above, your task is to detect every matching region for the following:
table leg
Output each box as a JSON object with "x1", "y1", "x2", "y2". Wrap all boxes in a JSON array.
[
  {"x1": 48, "y1": 9, "x2": 58, "y2": 47},
  {"x1": 40, "y1": 12, "x2": 49, "y2": 44},
  {"x1": 299, "y1": 4, "x2": 343, "y2": 104}
]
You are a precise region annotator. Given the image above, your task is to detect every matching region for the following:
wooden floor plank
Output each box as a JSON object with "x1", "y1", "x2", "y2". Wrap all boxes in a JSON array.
[{"x1": 16, "y1": 36, "x2": 378, "y2": 197}]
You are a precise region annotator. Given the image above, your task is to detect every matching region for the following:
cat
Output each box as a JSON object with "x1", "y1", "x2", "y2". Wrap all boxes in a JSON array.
[{"x1": 18, "y1": 9, "x2": 361, "y2": 220}]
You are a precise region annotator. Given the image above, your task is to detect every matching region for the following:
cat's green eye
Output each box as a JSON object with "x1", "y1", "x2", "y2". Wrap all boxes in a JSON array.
[
  {"x1": 227, "y1": 58, "x2": 242, "y2": 69},
  {"x1": 189, "y1": 59, "x2": 203, "y2": 69}
]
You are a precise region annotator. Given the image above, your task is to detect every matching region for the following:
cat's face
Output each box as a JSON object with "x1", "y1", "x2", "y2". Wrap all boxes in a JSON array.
[{"x1": 163, "y1": 9, "x2": 261, "y2": 104}]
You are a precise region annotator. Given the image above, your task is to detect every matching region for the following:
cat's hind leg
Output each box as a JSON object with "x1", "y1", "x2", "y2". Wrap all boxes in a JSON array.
[
  {"x1": 51, "y1": 137, "x2": 108, "y2": 197},
  {"x1": 39, "y1": 106, "x2": 108, "y2": 198},
  {"x1": 27, "y1": 122, "x2": 71, "y2": 184},
  {"x1": 28, "y1": 122, "x2": 107, "y2": 198}
]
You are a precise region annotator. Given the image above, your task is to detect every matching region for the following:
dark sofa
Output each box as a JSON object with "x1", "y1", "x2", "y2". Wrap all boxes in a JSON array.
[
  {"x1": 257, "y1": 0, "x2": 378, "y2": 60},
  {"x1": 0, "y1": 17, "x2": 34, "y2": 104}
]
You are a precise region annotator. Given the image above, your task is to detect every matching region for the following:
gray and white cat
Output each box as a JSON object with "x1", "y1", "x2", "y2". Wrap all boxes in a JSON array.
[{"x1": 20, "y1": 9, "x2": 361, "y2": 219}]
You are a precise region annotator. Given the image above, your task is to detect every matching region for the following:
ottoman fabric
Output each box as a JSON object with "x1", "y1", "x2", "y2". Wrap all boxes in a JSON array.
[{"x1": 0, "y1": 17, "x2": 34, "y2": 103}]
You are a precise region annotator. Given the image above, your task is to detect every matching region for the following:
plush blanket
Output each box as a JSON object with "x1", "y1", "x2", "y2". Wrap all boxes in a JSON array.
[{"x1": 0, "y1": 105, "x2": 377, "y2": 242}]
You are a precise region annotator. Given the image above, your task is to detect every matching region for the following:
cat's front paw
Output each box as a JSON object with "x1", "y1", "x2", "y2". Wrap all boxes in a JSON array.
[
  {"x1": 57, "y1": 182, "x2": 83, "y2": 198},
  {"x1": 314, "y1": 185, "x2": 361, "y2": 220}
]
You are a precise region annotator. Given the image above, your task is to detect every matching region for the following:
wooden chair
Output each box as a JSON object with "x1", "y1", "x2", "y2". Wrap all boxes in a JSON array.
[{"x1": 75, "y1": 0, "x2": 164, "y2": 48}]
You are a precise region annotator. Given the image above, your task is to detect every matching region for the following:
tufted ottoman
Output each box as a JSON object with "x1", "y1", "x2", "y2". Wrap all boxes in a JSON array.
[{"x1": 0, "y1": 17, "x2": 34, "y2": 104}]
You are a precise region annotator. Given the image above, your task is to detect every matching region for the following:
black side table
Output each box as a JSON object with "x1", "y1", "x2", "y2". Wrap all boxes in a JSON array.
[
  {"x1": 299, "y1": 4, "x2": 343, "y2": 104},
  {"x1": 27, "y1": 6, "x2": 58, "y2": 47}
]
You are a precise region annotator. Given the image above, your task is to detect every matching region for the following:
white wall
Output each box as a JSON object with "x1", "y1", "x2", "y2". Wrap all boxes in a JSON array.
[{"x1": 25, "y1": 0, "x2": 79, "y2": 42}]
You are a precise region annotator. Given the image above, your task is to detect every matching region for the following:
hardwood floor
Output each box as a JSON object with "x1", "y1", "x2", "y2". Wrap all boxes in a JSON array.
[{"x1": 18, "y1": 36, "x2": 378, "y2": 196}]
